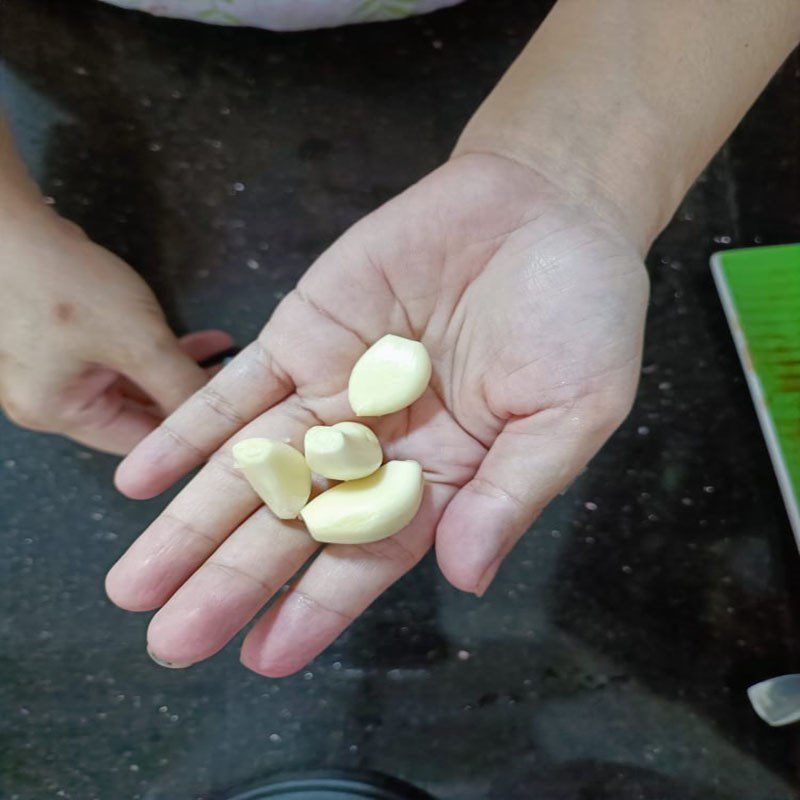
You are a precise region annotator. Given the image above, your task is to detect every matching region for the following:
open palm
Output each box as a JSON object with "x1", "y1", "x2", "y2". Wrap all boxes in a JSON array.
[{"x1": 106, "y1": 153, "x2": 649, "y2": 676}]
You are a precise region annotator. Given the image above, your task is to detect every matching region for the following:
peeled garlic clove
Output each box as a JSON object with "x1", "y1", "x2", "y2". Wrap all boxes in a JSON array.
[
  {"x1": 232, "y1": 438, "x2": 311, "y2": 520},
  {"x1": 348, "y1": 334, "x2": 431, "y2": 417},
  {"x1": 304, "y1": 421, "x2": 383, "y2": 481},
  {"x1": 300, "y1": 460, "x2": 423, "y2": 544}
]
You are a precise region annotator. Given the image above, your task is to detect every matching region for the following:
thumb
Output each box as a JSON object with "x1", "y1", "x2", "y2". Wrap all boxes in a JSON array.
[
  {"x1": 435, "y1": 401, "x2": 625, "y2": 596},
  {"x1": 108, "y1": 323, "x2": 212, "y2": 415}
]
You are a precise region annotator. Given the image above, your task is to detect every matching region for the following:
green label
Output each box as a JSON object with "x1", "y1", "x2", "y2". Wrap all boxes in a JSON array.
[{"x1": 715, "y1": 244, "x2": 800, "y2": 514}]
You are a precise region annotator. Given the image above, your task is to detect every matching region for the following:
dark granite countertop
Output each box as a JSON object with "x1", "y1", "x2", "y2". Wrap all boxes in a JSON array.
[{"x1": 1, "y1": 1, "x2": 799, "y2": 798}]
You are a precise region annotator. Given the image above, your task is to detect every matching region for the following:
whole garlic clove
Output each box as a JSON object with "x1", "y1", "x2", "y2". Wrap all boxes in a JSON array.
[
  {"x1": 348, "y1": 334, "x2": 431, "y2": 417},
  {"x1": 232, "y1": 438, "x2": 311, "y2": 520},
  {"x1": 301, "y1": 460, "x2": 423, "y2": 544},
  {"x1": 304, "y1": 421, "x2": 383, "y2": 480}
]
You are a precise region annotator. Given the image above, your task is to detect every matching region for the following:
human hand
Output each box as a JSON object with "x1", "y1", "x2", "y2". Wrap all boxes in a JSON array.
[
  {"x1": 0, "y1": 211, "x2": 232, "y2": 454},
  {"x1": 106, "y1": 153, "x2": 649, "y2": 675}
]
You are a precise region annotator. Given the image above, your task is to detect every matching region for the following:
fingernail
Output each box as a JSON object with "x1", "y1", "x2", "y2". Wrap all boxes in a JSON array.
[
  {"x1": 147, "y1": 648, "x2": 191, "y2": 669},
  {"x1": 475, "y1": 555, "x2": 503, "y2": 597}
]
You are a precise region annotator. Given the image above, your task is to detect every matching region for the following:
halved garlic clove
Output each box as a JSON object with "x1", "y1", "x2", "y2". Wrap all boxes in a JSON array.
[
  {"x1": 348, "y1": 334, "x2": 431, "y2": 417},
  {"x1": 300, "y1": 460, "x2": 423, "y2": 544},
  {"x1": 232, "y1": 438, "x2": 311, "y2": 520},
  {"x1": 304, "y1": 421, "x2": 383, "y2": 480}
]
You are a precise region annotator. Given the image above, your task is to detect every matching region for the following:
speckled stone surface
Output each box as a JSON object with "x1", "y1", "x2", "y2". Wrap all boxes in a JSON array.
[{"x1": 1, "y1": 2, "x2": 799, "y2": 799}]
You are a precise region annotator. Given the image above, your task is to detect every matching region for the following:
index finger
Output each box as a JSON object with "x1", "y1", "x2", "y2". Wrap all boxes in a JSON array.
[{"x1": 115, "y1": 340, "x2": 292, "y2": 499}]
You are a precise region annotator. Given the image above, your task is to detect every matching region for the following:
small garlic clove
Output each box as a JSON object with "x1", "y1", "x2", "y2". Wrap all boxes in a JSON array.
[
  {"x1": 232, "y1": 438, "x2": 311, "y2": 520},
  {"x1": 348, "y1": 334, "x2": 432, "y2": 417},
  {"x1": 304, "y1": 421, "x2": 383, "y2": 481},
  {"x1": 300, "y1": 460, "x2": 423, "y2": 544}
]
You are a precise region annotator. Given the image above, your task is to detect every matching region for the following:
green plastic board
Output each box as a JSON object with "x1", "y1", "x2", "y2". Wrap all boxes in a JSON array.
[{"x1": 712, "y1": 244, "x2": 800, "y2": 542}]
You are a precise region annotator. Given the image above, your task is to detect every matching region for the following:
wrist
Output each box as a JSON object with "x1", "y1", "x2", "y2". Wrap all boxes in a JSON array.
[
  {"x1": 0, "y1": 199, "x2": 86, "y2": 249},
  {"x1": 0, "y1": 121, "x2": 76, "y2": 242},
  {"x1": 452, "y1": 98, "x2": 684, "y2": 256}
]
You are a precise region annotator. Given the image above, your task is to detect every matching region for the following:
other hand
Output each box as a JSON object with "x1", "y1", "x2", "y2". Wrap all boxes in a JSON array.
[{"x1": 0, "y1": 211, "x2": 232, "y2": 454}]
